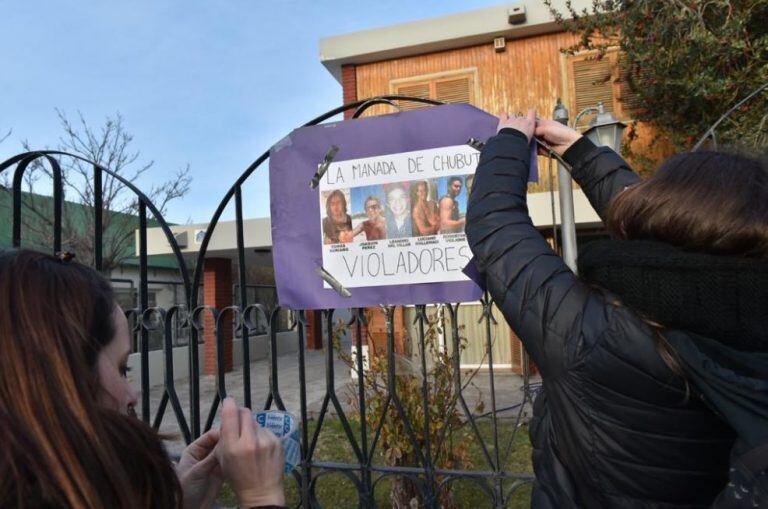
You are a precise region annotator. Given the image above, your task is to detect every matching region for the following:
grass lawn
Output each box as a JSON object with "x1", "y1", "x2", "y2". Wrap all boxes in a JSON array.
[{"x1": 218, "y1": 415, "x2": 533, "y2": 508}]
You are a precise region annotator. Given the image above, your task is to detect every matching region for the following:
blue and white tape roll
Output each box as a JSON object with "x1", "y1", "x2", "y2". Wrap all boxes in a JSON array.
[{"x1": 254, "y1": 410, "x2": 300, "y2": 474}]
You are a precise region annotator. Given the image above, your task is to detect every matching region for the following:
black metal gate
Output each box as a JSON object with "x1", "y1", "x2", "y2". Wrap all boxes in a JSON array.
[
  {"x1": 5, "y1": 94, "x2": 665, "y2": 508},
  {"x1": 5, "y1": 86, "x2": 766, "y2": 506}
]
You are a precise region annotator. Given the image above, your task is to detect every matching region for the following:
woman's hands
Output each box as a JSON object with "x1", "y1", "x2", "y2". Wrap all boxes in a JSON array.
[
  {"x1": 534, "y1": 117, "x2": 582, "y2": 156},
  {"x1": 496, "y1": 109, "x2": 536, "y2": 142},
  {"x1": 215, "y1": 397, "x2": 285, "y2": 508},
  {"x1": 496, "y1": 109, "x2": 583, "y2": 157},
  {"x1": 177, "y1": 429, "x2": 223, "y2": 509}
]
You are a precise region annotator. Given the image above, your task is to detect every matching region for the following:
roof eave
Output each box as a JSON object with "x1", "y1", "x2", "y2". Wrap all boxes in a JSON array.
[{"x1": 319, "y1": 1, "x2": 590, "y2": 83}]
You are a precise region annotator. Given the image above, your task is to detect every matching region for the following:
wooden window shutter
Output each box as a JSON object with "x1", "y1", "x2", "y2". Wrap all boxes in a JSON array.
[
  {"x1": 391, "y1": 70, "x2": 476, "y2": 111},
  {"x1": 435, "y1": 76, "x2": 472, "y2": 104},
  {"x1": 568, "y1": 50, "x2": 639, "y2": 126},
  {"x1": 616, "y1": 54, "x2": 643, "y2": 118},
  {"x1": 572, "y1": 56, "x2": 615, "y2": 127},
  {"x1": 393, "y1": 81, "x2": 431, "y2": 111}
]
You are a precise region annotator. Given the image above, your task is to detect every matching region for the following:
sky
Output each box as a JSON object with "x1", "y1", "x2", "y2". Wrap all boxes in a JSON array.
[{"x1": 0, "y1": 0, "x2": 506, "y2": 224}]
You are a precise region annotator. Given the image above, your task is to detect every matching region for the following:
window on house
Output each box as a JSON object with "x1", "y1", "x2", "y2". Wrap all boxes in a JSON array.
[
  {"x1": 390, "y1": 70, "x2": 477, "y2": 111},
  {"x1": 565, "y1": 49, "x2": 641, "y2": 128}
]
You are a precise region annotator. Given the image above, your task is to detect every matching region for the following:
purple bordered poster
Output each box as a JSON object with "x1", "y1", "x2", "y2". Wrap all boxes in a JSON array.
[{"x1": 269, "y1": 104, "x2": 537, "y2": 310}]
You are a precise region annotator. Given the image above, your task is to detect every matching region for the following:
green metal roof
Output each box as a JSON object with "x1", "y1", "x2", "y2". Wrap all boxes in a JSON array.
[{"x1": 0, "y1": 186, "x2": 181, "y2": 270}]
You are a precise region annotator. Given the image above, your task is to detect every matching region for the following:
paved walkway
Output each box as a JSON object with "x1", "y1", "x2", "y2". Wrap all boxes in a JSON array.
[{"x1": 148, "y1": 347, "x2": 537, "y2": 455}]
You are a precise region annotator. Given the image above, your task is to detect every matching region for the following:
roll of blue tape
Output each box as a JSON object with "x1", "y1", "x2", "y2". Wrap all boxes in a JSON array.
[{"x1": 254, "y1": 410, "x2": 300, "y2": 474}]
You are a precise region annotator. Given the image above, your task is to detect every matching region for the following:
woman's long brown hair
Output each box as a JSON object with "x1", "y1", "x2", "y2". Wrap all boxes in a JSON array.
[
  {"x1": 0, "y1": 249, "x2": 181, "y2": 509},
  {"x1": 607, "y1": 151, "x2": 768, "y2": 257},
  {"x1": 605, "y1": 150, "x2": 768, "y2": 382}
]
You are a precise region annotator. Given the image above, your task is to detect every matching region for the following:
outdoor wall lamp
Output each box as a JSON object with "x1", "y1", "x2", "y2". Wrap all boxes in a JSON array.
[
  {"x1": 579, "y1": 102, "x2": 627, "y2": 153},
  {"x1": 551, "y1": 99, "x2": 626, "y2": 273}
]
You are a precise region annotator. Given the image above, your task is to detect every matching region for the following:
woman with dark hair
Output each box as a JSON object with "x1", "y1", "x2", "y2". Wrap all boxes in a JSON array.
[
  {"x1": 0, "y1": 250, "x2": 285, "y2": 508},
  {"x1": 466, "y1": 110, "x2": 768, "y2": 508}
]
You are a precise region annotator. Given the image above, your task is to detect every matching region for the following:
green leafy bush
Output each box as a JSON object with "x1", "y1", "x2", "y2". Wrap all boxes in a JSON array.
[{"x1": 547, "y1": 0, "x2": 767, "y2": 170}]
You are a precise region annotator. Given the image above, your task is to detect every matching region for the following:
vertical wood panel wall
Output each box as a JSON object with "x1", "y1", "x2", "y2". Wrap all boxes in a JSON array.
[
  {"x1": 354, "y1": 32, "x2": 581, "y2": 193},
  {"x1": 349, "y1": 31, "x2": 662, "y2": 370},
  {"x1": 352, "y1": 32, "x2": 584, "y2": 370},
  {"x1": 401, "y1": 304, "x2": 516, "y2": 371}
]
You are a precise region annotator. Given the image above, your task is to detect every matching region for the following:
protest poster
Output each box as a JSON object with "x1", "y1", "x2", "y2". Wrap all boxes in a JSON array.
[{"x1": 269, "y1": 103, "x2": 537, "y2": 310}]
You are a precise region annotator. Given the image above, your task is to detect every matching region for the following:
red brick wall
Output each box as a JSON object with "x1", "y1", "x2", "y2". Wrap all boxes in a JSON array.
[
  {"x1": 352, "y1": 318, "x2": 367, "y2": 348},
  {"x1": 510, "y1": 330, "x2": 538, "y2": 376},
  {"x1": 342, "y1": 64, "x2": 357, "y2": 119},
  {"x1": 305, "y1": 310, "x2": 323, "y2": 350},
  {"x1": 203, "y1": 258, "x2": 233, "y2": 375}
]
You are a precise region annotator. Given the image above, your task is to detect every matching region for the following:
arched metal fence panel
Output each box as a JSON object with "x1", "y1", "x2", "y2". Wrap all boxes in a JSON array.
[{"x1": 2, "y1": 97, "x2": 549, "y2": 508}]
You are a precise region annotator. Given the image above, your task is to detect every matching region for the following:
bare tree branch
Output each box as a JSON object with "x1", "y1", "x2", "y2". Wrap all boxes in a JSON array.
[
  {"x1": 16, "y1": 110, "x2": 191, "y2": 270},
  {"x1": 0, "y1": 129, "x2": 8, "y2": 186}
]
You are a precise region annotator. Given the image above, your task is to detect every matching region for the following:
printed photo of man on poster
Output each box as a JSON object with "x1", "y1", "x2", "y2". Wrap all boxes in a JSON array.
[
  {"x1": 411, "y1": 180, "x2": 440, "y2": 237},
  {"x1": 438, "y1": 176, "x2": 466, "y2": 234},
  {"x1": 349, "y1": 186, "x2": 387, "y2": 242},
  {"x1": 384, "y1": 183, "x2": 412, "y2": 239},
  {"x1": 322, "y1": 189, "x2": 353, "y2": 244}
]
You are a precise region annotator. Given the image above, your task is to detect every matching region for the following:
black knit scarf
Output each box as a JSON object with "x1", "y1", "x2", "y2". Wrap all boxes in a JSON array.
[{"x1": 577, "y1": 239, "x2": 768, "y2": 352}]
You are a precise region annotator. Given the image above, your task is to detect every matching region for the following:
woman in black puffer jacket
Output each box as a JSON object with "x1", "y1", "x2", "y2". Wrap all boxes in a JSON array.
[{"x1": 465, "y1": 110, "x2": 768, "y2": 508}]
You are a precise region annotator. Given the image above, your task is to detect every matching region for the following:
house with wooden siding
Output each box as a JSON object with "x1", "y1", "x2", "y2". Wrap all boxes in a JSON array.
[{"x1": 319, "y1": 1, "x2": 649, "y2": 373}]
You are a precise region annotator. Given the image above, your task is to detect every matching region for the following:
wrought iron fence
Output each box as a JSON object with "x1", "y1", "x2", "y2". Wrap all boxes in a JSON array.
[
  {"x1": 6, "y1": 78, "x2": 768, "y2": 506},
  {"x1": 0, "y1": 96, "x2": 545, "y2": 507},
  {"x1": 5, "y1": 87, "x2": 766, "y2": 506}
]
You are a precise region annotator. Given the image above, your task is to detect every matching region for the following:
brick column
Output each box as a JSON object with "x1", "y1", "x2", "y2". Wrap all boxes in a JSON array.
[
  {"x1": 305, "y1": 310, "x2": 323, "y2": 350},
  {"x1": 203, "y1": 258, "x2": 233, "y2": 375},
  {"x1": 342, "y1": 64, "x2": 357, "y2": 119},
  {"x1": 352, "y1": 315, "x2": 368, "y2": 348},
  {"x1": 510, "y1": 329, "x2": 538, "y2": 376},
  {"x1": 366, "y1": 306, "x2": 406, "y2": 356}
]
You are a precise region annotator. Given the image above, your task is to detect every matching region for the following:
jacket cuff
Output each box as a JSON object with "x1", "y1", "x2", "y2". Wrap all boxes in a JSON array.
[
  {"x1": 498, "y1": 128, "x2": 529, "y2": 142},
  {"x1": 480, "y1": 131, "x2": 531, "y2": 177},
  {"x1": 562, "y1": 136, "x2": 597, "y2": 167}
]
